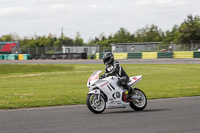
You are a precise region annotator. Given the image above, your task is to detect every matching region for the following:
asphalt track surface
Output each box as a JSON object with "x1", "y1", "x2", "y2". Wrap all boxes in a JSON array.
[
  {"x1": 0, "y1": 96, "x2": 200, "y2": 133},
  {"x1": 0, "y1": 58, "x2": 200, "y2": 64}
]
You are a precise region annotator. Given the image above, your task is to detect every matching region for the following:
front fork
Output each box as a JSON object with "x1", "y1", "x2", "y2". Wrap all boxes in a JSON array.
[
  {"x1": 97, "y1": 94, "x2": 100, "y2": 101},
  {"x1": 87, "y1": 89, "x2": 101, "y2": 102}
]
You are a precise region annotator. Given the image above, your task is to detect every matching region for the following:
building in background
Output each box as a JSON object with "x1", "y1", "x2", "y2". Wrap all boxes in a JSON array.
[
  {"x1": 111, "y1": 42, "x2": 160, "y2": 53},
  {"x1": 62, "y1": 45, "x2": 99, "y2": 55}
]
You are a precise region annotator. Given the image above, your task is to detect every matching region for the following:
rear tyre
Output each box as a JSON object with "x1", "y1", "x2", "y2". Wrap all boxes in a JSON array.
[
  {"x1": 86, "y1": 94, "x2": 106, "y2": 114},
  {"x1": 130, "y1": 89, "x2": 147, "y2": 111}
]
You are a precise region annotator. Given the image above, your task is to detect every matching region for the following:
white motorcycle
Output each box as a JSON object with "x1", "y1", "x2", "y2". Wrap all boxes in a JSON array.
[{"x1": 86, "y1": 70, "x2": 147, "y2": 114}]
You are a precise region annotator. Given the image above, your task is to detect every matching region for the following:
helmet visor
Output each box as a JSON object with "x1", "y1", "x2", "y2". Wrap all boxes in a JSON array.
[{"x1": 103, "y1": 56, "x2": 111, "y2": 65}]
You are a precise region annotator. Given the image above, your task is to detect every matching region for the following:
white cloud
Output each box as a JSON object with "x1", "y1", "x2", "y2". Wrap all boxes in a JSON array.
[
  {"x1": 89, "y1": 4, "x2": 116, "y2": 11},
  {"x1": 47, "y1": 4, "x2": 73, "y2": 11},
  {"x1": 0, "y1": 7, "x2": 31, "y2": 16}
]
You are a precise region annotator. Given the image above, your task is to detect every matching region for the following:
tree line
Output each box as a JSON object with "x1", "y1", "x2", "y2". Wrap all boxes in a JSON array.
[{"x1": 0, "y1": 14, "x2": 200, "y2": 50}]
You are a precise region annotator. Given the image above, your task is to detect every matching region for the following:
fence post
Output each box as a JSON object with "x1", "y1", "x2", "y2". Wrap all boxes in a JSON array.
[
  {"x1": 28, "y1": 47, "x2": 30, "y2": 54},
  {"x1": 36, "y1": 47, "x2": 38, "y2": 54},
  {"x1": 45, "y1": 47, "x2": 47, "y2": 54},
  {"x1": 55, "y1": 47, "x2": 57, "y2": 53},
  {"x1": 190, "y1": 41, "x2": 194, "y2": 51},
  {"x1": 97, "y1": 44, "x2": 99, "y2": 53}
]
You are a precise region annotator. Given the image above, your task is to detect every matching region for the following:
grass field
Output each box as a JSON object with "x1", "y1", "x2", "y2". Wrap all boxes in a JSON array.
[{"x1": 0, "y1": 64, "x2": 200, "y2": 109}]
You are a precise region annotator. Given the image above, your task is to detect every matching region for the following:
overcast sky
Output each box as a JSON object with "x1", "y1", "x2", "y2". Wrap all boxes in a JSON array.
[{"x1": 0, "y1": 0, "x2": 199, "y2": 42}]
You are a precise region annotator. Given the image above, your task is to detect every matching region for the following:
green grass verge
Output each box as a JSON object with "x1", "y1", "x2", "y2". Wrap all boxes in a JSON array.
[{"x1": 0, "y1": 64, "x2": 200, "y2": 109}]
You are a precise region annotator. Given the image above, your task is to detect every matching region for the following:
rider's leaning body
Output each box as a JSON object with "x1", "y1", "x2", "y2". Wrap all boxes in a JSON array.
[{"x1": 101, "y1": 52, "x2": 134, "y2": 99}]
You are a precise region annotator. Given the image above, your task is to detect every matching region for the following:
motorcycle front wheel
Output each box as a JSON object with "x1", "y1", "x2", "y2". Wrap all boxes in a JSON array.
[
  {"x1": 86, "y1": 94, "x2": 106, "y2": 114},
  {"x1": 130, "y1": 89, "x2": 147, "y2": 111}
]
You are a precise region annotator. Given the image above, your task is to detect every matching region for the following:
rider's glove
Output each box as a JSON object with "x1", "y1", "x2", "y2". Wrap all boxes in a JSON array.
[
  {"x1": 100, "y1": 73, "x2": 111, "y2": 79},
  {"x1": 117, "y1": 77, "x2": 126, "y2": 86},
  {"x1": 100, "y1": 75, "x2": 105, "y2": 79},
  {"x1": 104, "y1": 73, "x2": 109, "y2": 77}
]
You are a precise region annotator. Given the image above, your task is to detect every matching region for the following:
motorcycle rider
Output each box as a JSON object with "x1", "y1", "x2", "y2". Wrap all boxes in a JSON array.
[{"x1": 100, "y1": 52, "x2": 134, "y2": 99}]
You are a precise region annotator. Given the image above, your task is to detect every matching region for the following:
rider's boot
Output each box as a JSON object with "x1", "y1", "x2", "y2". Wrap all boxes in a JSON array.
[{"x1": 127, "y1": 87, "x2": 135, "y2": 100}]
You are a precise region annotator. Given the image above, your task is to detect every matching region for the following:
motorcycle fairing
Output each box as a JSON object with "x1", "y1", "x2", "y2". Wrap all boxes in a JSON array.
[
  {"x1": 93, "y1": 76, "x2": 130, "y2": 109},
  {"x1": 128, "y1": 75, "x2": 142, "y2": 87},
  {"x1": 87, "y1": 89, "x2": 100, "y2": 95},
  {"x1": 87, "y1": 70, "x2": 102, "y2": 88}
]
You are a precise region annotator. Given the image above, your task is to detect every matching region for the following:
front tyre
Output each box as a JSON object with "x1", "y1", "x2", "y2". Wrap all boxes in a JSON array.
[
  {"x1": 86, "y1": 94, "x2": 106, "y2": 114},
  {"x1": 130, "y1": 89, "x2": 147, "y2": 111}
]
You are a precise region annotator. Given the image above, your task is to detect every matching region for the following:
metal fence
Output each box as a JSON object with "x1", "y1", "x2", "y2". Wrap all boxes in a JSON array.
[
  {"x1": 6, "y1": 43, "x2": 200, "y2": 55},
  {"x1": 158, "y1": 43, "x2": 200, "y2": 52},
  {"x1": 111, "y1": 43, "x2": 200, "y2": 53},
  {"x1": 14, "y1": 46, "x2": 99, "y2": 55},
  {"x1": 62, "y1": 46, "x2": 99, "y2": 55}
]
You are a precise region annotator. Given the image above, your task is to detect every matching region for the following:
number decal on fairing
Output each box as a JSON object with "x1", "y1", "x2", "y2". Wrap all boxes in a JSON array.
[
  {"x1": 133, "y1": 77, "x2": 137, "y2": 80},
  {"x1": 89, "y1": 77, "x2": 92, "y2": 82}
]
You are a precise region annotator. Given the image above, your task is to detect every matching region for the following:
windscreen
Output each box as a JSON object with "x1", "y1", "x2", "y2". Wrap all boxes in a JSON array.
[{"x1": 87, "y1": 70, "x2": 102, "y2": 88}]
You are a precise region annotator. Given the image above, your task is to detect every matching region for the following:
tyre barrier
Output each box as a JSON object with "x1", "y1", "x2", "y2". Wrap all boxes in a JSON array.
[
  {"x1": 96, "y1": 53, "x2": 99, "y2": 59},
  {"x1": 142, "y1": 52, "x2": 157, "y2": 59},
  {"x1": 158, "y1": 52, "x2": 173, "y2": 58},
  {"x1": 95, "y1": 51, "x2": 200, "y2": 59},
  {"x1": 99, "y1": 53, "x2": 104, "y2": 59},
  {"x1": 0, "y1": 53, "x2": 87, "y2": 60},
  {"x1": 128, "y1": 53, "x2": 142, "y2": 59},
  {"x1": 30, "y1": 53, "x2": 87, "y2": 60},
  {"x1": 3, "y1": 54, "x2": 8, "y2": 60},
  {"x1": 18, "y1": 54, "x2": 24, "y2": 60},
  {"x1": 0, "y1": 54, "x2": 30, "y2": 60},
  {"x1": 8, "y1": 54, "x2": 18, "y2": 60},
  {"x1": 113, "y1": 53, "x2": 127, "y2": 59},
  {"x1": 0, "y1": 54, "x2": 3, "y2": 60},
  {"x1": 173, "y1": 51, "x2": 193, "y2": 58},
  {"x1": 194, "y1": 52, "x2": 200, "y2": 58}
]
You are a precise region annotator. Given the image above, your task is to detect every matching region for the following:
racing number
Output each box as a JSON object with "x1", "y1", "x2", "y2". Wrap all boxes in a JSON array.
[{"x1": 133, "y1": 77, "x2": 137, "y2": 80}]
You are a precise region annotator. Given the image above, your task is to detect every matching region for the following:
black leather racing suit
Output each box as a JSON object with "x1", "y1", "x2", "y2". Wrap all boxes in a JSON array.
[{"x1": 101, "y1": 60, "x2": 130, "y2": 90}]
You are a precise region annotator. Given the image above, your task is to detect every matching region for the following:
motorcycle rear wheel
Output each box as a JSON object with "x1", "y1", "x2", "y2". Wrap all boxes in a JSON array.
[
  {"x1": 86, "y1": 94, "x2": 106, "y2": 114},
  {"x1": 130, "y1": 89, "x2": 147, "y2": 111}
]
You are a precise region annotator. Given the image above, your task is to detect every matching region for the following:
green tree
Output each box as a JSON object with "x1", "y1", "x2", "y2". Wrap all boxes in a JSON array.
[
  {"x1": 0, "y1": 37, "x2": 3, "y2": 42},
  {"x1": 162, "y1": 25, "x2": 180, "y2": 44},
  {"x1": 63, "y1": 37, "x2": 74, "y2": 46},
  {"x1": 178, "y1": 14, "x2": 200, "y2": 44},
  {"x1": 113, "y1": 27, "x2": 132, "y2": 43},
  {"x1": 134, "y1": 24, "x2": 164, "y2": 42},
  {"x1": 158, "y1": 25, "x2": 179, "y2": 50},
  {"x1": 37, "y1": 36, "x2": 51, "y2": 47},
  {"x1": 2, "y1": 35, "x2": 13, "y2": 42},
  {"x1": 53, "y1": 39, "x2": 62, "y2": 47},
  {"x1": 20, "y1": 39, "x2": 28, "y2": 48},
  {"x1": 47, "y1": 33, "x2": 56, "y2": 46},
  {"x1": 74, "y1": 32, "x2": 84, "y2": 46},
  {"x1": 87, "y1": 38, "x2": 96, "y2": 46}
]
